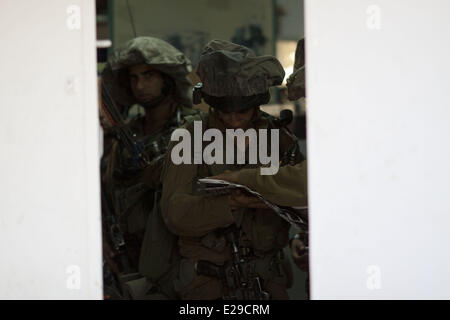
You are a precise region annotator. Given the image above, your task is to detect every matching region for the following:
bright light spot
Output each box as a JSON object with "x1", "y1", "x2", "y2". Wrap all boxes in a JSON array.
[
  {"x1": 289, "y1": 51, "x2": 295, "y2": 63},
  {"x1": 283, "y1": 65, "x2": 293, "y2": 84}
]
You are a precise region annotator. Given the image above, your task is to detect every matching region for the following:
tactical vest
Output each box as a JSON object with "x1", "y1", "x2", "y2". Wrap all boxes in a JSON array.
[{"x1": 194, "y1": 111, "x2": 302, "y2": 286}]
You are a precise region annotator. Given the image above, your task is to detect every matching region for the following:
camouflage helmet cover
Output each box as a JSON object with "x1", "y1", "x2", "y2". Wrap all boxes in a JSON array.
[
  {"x1": 196, "y1": 39, "x2": 285, "y2": 97},
  {"x1": 101, "y1": 36, "x2": 193, "y2": 107}
]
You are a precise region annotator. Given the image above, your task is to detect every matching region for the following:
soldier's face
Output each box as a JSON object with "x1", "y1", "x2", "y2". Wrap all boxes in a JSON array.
[
  {"x1": 129, "y1": 64, "x2": 164, "y2": 104},
  {"x1": 217, "y1": 108, "x2": 255, "y2": 130}
]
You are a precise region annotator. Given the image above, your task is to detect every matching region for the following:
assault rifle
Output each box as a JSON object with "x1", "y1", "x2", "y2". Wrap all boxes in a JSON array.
[{"x1": 101, "y1": 81, "x2": 150, "y2": 169}]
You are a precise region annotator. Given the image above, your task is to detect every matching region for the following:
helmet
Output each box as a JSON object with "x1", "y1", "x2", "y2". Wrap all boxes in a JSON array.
[
  {"x1": 194, "y1": 39, "x2": 285, "y2": 112},
  {"x1": 102, "y1": 36, "x2": 193, "y2": 108}
]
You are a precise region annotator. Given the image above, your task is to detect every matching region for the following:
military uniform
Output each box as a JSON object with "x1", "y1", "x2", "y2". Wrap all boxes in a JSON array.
[{"x1": 160, "y1": 40, "x2": 304, "y2": 300}]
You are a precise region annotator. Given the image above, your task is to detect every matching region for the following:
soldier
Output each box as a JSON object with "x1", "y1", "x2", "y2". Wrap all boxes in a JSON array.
[
  {"x1": 160, "y1": 39, "x2": 304, "y2": 300},
  {"x1": 209, "y1": 38, "x2": 310, "y2": 293},
  {"x1": 100, "y1": 36, "x2": 201, "y2": 299}
]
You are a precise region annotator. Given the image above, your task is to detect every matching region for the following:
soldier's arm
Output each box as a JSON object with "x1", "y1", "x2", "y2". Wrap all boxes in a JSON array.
[
  {"x1": 160, "y1": 140, "x2": 236, "y2": 238},
  {"x1": 237, "y1": 161, "x2": 307, "y2": 207},
  {"x1": 210, "y1": 161, "x2": 307, "y2": 207}
]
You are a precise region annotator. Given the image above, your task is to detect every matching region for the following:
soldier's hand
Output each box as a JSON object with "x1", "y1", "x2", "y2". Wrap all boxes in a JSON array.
[
  {"x1": 291, "y1": 238, "x2": 309, "y2": 271},
  {"x1": 228, "y1": 190, "x2": 269, "y2": 210},
  {"x1": 210, "y1": 170, "x2": 240, "y2": 184}
]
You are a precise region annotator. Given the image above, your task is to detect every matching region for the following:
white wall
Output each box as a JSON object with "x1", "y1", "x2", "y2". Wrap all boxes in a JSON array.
[
  {"x1": 306, "y1": 0, "x2": 450, "y2": 299},
  {"x1": 0, "y1": 0, "x2": 102, "y2": 299}
]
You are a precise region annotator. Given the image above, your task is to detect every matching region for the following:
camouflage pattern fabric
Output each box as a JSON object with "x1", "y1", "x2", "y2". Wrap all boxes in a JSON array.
[
  {"x1": 101, "y1": 37, "x2": 193, "y2": 108},
  {"x1": 196, "y1": 39, "x2": 285, "y2": 97}
]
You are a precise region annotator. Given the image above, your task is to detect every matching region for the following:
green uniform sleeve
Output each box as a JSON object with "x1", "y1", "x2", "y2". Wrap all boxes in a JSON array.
[
  {"x1": 236, "y1": 160, "x2": 308, "y2": 207},
  {"x1": 161, "y1": 141, "x2": 236, "y2": 238}
]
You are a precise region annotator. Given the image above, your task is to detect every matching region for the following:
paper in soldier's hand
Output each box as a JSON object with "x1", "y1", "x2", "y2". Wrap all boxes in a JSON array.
[{"x1": 197, "y1": 178, "x2": 308, "y2": 228}]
